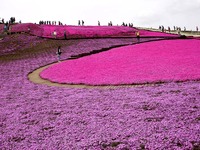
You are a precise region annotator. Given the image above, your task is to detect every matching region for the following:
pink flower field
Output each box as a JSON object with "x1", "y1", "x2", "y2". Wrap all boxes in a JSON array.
[
  {"x1": 41, "y1": 25, "x2": 178, "y2": 39},
  {"x1": 1, "y1": 24, "x2": 200, "y2": 149},
  {"x1": 40, "y1": 39, "x2": 200, "y2": 85},
  {"x1": 8, "y1": 23, "x2": 179, "y2": 39}
]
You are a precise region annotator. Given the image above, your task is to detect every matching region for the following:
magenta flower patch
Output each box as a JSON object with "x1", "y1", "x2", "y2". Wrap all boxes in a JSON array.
[
  {"x1": 41, "y1": 25, "x2": 178, "y2": 38},
  {"x1": 1, "y1": 34, "x2": 200, "y2": 149},
  {"x1": 8, "y1": 23, "x2": 178, "y2": 39},
  {"x1": 40, "y1": 39, "x2": 200, "y2": 85}
]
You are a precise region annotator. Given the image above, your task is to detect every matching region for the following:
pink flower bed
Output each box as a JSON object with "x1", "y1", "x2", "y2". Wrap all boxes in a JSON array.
[
  {"x1": 42, "y1": 25, "x2": 178, "y2": 38},
  {"x1": 40, "y1": 39, "x2": 200, "y2": 85},
  {"x1": 6, "y1": 23, "x2": 178, "y2": 39},
  {"x1": 10, "y1": 23, "x2": 43, "y2": 36},
  {"x1": 41, "y1": 25, "x2": 137, "y2": 38}
]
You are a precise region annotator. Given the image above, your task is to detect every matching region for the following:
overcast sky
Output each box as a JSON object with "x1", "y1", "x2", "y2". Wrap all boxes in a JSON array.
[{"x1": 0, "y1": 0, "x2": 200, "y2": 30}]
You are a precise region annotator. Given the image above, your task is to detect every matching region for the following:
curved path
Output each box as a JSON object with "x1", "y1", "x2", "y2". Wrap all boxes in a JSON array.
[{"x1": 29, "y1": 39, "x2": 200, "y2": 88}]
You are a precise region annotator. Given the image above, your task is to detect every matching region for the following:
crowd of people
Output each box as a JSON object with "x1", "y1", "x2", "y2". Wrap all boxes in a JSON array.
[
  {"x1": 76, "y1": 20, "x2": 134, "y2": 27},
  {"x1": 39, "y1": 20, "x2": 64, "y2": 25},
  {"x1": 1, "y1": 16, "x2": 199, "y2": 37},
  {"x1": 0, "y1": 17, "x2": 17, "y2": 24},
  {"x1": 78, "y1": 20, "x2": 85, "y2": 26},
  {"x1": 122, "y1": 22, "x2": 134, "y2": 27},
  {"x1": 108, "y1": 21, "x2": 113, "y2": 26},
  {"x1": 1, "y1": 17, "x2": 20, "y2": 34},
  {"x1": 159, "y1": 25, "x2": 199, "y2": 33}
]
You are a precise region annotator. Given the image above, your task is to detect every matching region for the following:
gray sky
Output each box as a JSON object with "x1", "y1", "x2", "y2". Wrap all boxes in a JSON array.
[{"x1": 0, "y1": 0, "x2": 200, "y2": 30}]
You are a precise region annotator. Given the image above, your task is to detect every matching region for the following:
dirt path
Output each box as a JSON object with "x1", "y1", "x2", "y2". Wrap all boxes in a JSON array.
[{"x1": 28, "y1": 62, "x2": 91, "y2": 88}]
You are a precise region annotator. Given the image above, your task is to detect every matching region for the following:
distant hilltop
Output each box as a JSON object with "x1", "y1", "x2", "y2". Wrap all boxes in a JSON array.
[{"x1": 1, "y1": 23, "x2": 179, "y2": 39}]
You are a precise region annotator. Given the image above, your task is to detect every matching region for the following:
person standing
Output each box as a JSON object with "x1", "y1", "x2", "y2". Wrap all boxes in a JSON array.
[
  {"x1": 4, "y1": 23, "x2": 8, "y2": 34},
  {"x1": 28, "y1": 27, "x2": 30, "y2": 33},
  {"x1": 9, "y1": 25, "x2": 12, "y2": 35},
  {"x1": 53, "y1": 30, "x2": 57, "y2": 39},
  {"x1": 56, "y1": 46, "x2": 62, "y2": 62},
  {"x1": 136, "y1": 31, "x2": 140, "y2": 43},
  {"x1": 177, "y1": 28, "x2": 181, "y2": 35},
  {"x1": 64, "y1": 30, "x2": 67, "y2": 39},
  {"x1": 168, "y1": 26, "x2": 171, "y2": 32}
]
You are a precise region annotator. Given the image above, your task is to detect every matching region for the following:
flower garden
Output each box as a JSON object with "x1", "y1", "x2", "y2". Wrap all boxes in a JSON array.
[
  {"x1": 0, "y1": 23, "x2": 200, "y2": 149},
  {"x1": 9, "y1": 23, "x2": 179, "y2": 39},
  {"x1": 40, "y1": 39, "x2": 200, "y2": 86}
]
